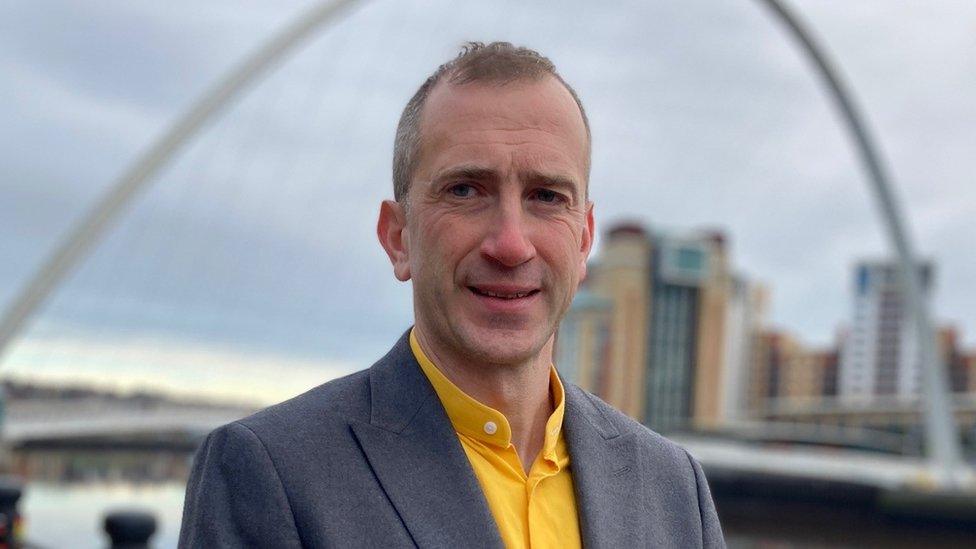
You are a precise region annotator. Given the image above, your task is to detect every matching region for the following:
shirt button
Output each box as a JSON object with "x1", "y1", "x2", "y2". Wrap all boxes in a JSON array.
[{"x1": 483, "y1": 421, "x2": 498, "y2": 435}]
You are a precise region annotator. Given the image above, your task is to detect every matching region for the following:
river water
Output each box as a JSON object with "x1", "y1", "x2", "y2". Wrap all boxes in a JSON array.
[{"x1": 20, "y1": 482, "x2": 184, "y2": 548}]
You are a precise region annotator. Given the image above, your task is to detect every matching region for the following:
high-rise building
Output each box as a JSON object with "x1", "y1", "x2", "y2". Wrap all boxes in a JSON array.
[
  {"x1": 749, "y1": 330, "x2": 838, "y2": 413},
  {"x1": 937, "y1": 327, "x2": 976, "y2": 394},
  {"x1": 691, "y1": 233, "x2": 732, "y2": 430},
  {"x1": 838, "y1": 261, "x2": 934, "y2": 402},
  {"x1": 643, "y1": 233, "x2": 714, "y2": 432},
  {"x1": 940, "y1": 327, "x2": 963, "y2": 393},
  {"x1": 560, "y1": 223, "x2": 751, "y2": 431},
  {"x1": 587, "y1": 224, "x2": 652, "y2": 420},
  {"x1": 820, "y1": 349, "x2": 840, "y2": 397},
  {"x1": 965, "y1": 353, "x2": 976, "y2": 394},
  {"x1": 750, "y1": 331, "x2": 793, "y2": 409},
  {"x1": 784, "y1": 349, "x2": 838, "y2": 402},
  {"x1": 718, "y1": 277, "x2": 765, "y2": 424}
]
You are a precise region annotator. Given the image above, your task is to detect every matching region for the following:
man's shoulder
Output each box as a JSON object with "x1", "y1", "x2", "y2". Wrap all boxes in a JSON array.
[
  {"x1": 565, "y1": 384, "x2": 725, "y2": 547},
  {"x1": 225, "y1": 368, "x2": 373, "y2": 444},
  {"x1": 204, "y1": 330, "x2": 419, "y2": 452},
  {"x1": 565, "y1": 383, "x2": 694, "y2": 465}
]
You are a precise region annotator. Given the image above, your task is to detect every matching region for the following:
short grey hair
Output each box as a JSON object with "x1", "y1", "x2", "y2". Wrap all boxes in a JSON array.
[{"x1": 392, "y1": 41, "x2": 591, "y2": 203}]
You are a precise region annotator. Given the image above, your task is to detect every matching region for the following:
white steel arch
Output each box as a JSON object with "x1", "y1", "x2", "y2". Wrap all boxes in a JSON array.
[
  {"x1": 758, "y1": 0, "x2": 966, "y2": 489},
  {"x1": 1, "y1": 0, "x2": 966, "y2": 490},
  {"x1": 0, "y1": 0, "x2": 363, "y2": 362}
]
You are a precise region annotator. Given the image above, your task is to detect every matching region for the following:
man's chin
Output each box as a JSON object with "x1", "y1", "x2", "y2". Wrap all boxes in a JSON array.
[{"x1": 456, "y1": 327, "x2": 551, "y2": 366}]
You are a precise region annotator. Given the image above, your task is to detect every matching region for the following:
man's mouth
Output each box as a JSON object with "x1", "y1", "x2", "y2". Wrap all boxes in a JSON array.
[{"x1": 468, "y1": 286, "x2": 540, "y2": 300}]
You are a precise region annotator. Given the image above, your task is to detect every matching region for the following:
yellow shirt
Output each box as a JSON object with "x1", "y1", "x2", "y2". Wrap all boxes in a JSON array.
[{"x1": 409, "y1": 330, "x2": 582, "y2": 549}]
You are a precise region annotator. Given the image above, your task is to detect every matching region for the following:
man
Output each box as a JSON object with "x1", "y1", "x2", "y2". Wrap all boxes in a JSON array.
[{"x1": 180, "y1": 42, "x2": 724, "y2": 548}]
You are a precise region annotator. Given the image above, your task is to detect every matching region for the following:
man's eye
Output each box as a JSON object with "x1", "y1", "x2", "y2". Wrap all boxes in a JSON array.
[
  {"x1": 449, "y1": 184, "x2": 476, "y2": 198},
  {"x1": 534, "y1": 189, "x2": 565, "y2": 203}
]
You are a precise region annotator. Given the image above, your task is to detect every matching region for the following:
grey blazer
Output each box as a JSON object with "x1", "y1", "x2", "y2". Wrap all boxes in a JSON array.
[{"x1": 179, "y1": 332, "x2": 725, "y2": 548}]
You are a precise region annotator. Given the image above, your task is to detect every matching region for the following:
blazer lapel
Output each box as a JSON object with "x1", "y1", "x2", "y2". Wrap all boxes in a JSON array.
[
  {"x1": 350, "y1": 333, "x2": 503, "y2": 549},
  {"x1": 564, "y1": 385, "x2": 641, "y2": 548}
]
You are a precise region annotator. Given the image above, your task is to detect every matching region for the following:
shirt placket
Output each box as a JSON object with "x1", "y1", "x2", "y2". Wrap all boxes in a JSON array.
[{"x1": 526, "y1": 454, "x2": 560, "y2": 548}]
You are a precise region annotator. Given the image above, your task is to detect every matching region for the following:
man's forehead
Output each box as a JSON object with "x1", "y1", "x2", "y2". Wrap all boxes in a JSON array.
[{"x1": 420, "y1": 76, "x2": 587, "y2": 138}]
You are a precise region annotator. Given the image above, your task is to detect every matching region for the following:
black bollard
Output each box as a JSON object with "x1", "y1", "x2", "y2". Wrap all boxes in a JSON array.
[
  {"x1": 103, "y1": 511, "x2": 156, "y2": 549},
  {"x1": 0, "y1": 476, "x2": 24, "y2": 548}
]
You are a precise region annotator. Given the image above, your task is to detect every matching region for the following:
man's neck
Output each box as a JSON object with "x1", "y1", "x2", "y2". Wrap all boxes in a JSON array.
[{"x1": 413, "y1": 326, "x2": 554, "y2": 472}]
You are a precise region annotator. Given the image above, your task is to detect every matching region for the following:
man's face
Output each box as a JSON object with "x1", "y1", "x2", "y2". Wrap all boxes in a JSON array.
[{"x1": 380, "y1": 76, "x2": 593, "y2": 365}]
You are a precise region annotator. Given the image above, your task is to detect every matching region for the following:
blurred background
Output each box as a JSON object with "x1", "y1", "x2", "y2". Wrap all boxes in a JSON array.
[{"x1": 2, "y1": 0, "x2": 975, "y2": 546}]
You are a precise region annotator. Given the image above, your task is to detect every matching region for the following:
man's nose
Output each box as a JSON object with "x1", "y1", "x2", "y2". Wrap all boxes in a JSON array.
[{"x1": 480, "y1": 198, "x2": 536, "y2": 267}]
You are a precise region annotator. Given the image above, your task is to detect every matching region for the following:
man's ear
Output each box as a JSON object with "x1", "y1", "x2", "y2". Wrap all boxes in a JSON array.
[
  {"x1": 377, "y1": 200, "x2": 411, "y2": 281},
  {"x1": 578, "y1": 201, "x2": 595, "y2": 282}
]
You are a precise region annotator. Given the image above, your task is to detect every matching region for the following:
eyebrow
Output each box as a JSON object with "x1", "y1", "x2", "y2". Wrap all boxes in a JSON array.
[
  {"x1": 524, "y1": 172, "x2": 581, "y2": 203},
  {"x1": 432, "y1": 165, "x2": 498, "y2": 185},
  {"x1": 431, "y1": 164, "x2": 582, "y2": 203}
]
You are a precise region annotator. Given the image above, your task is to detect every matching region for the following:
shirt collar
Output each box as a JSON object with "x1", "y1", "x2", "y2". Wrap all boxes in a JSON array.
[{"x1": 410, "y1": 328, "x2": 566, "y2": 455}]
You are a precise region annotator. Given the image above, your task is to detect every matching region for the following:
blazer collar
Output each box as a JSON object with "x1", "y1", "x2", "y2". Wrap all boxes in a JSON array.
[
  {"x1": 564, "y1": 383, "x2": 641, "y2": 548},
  {"x1": 350, "y1": 330, "x2": 503, "y2": 548},
  {"x1": 352, "y1": 330, "x2": 638, "y2": 548}
]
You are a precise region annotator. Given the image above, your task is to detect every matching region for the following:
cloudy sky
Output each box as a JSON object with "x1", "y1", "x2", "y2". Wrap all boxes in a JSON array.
[{"x1": 2, "y1": 0, "x2": 974, "y2": 404}]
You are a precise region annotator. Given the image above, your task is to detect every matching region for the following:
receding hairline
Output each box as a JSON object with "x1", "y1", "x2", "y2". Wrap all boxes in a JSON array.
[
  {"x1": 410, "y1": 73, "x2": 592, "y2": 194},
  {"x1": 392, "y1": 42, "x2": 592, "y2": 204},
  {"x1": 421, "y1": 72, "x2": 589, "y2": 141}
]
